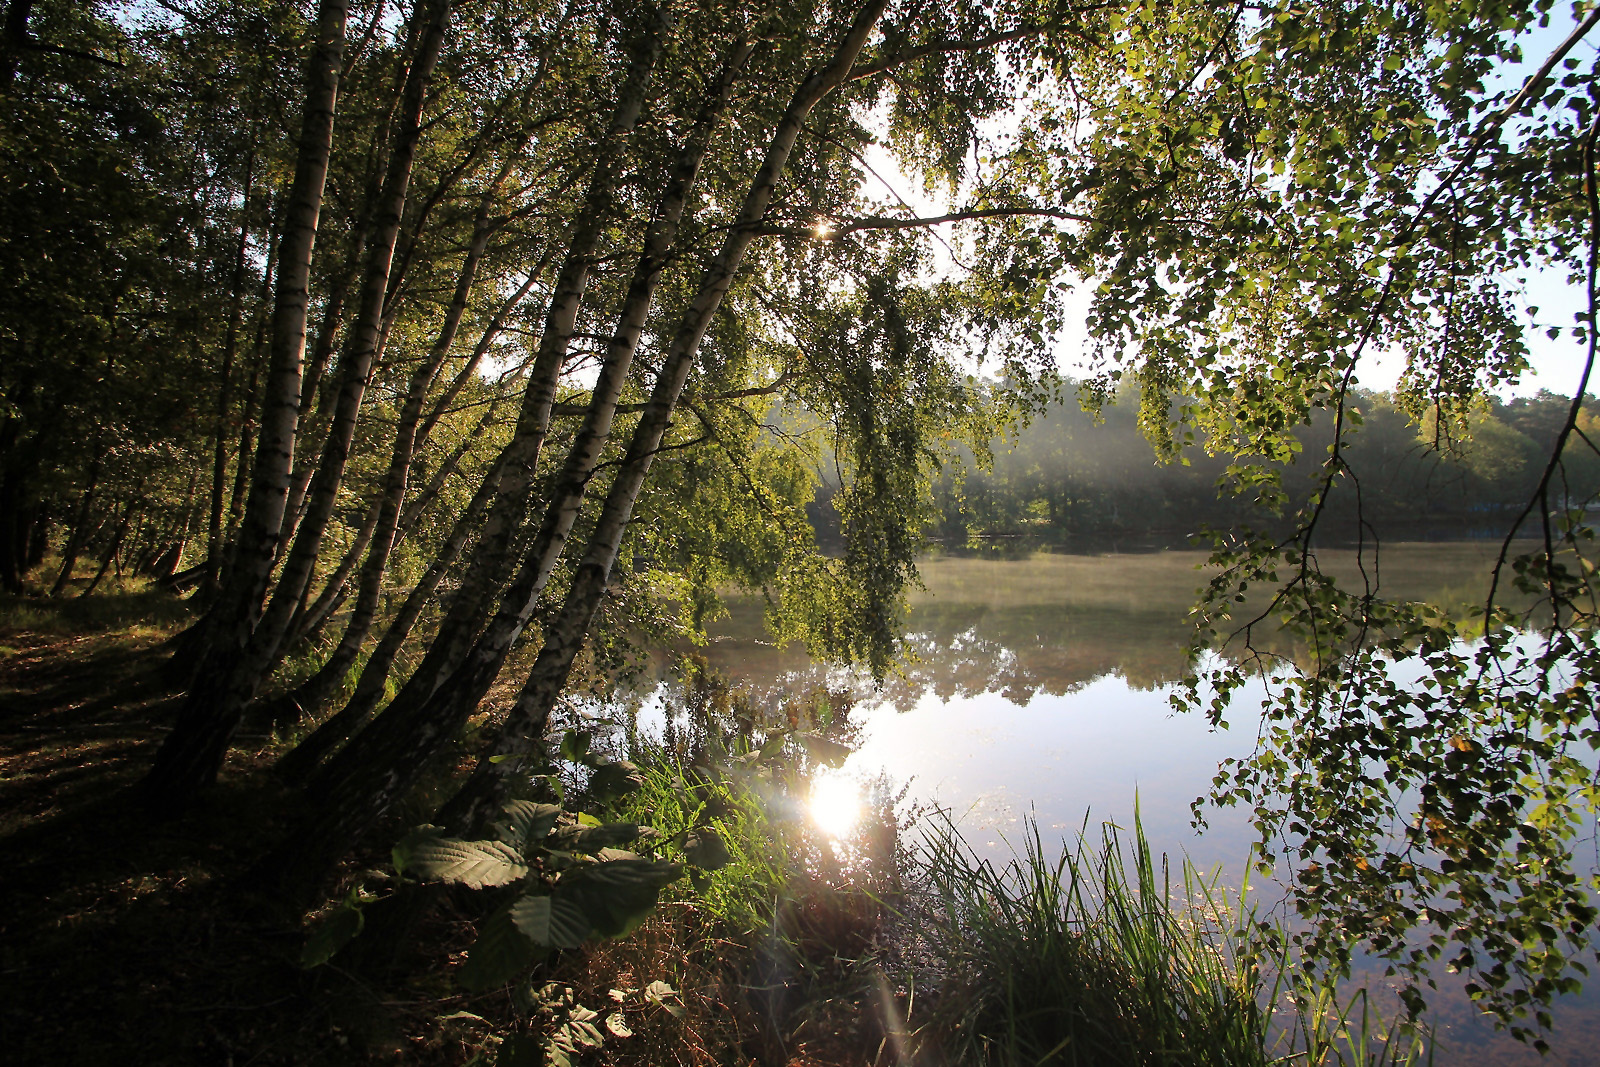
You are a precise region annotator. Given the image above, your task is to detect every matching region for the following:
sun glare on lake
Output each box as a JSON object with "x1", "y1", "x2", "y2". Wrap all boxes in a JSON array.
[{"x1": 809, "y1": 772, "x2": 863, "y2": 838}]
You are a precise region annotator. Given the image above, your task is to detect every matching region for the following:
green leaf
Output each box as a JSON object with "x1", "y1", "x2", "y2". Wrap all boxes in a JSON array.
[
  {"x1": 559, "y1": 730, "x2": 594, "y2": 765},
  {"x1": 392, "y1": 824, "x2": 445, "y2": 876},
  {"x1": 509, "y1": 892, "x2": 592, "y2": 949},
  {"x1": 684, "y1": 827, "x2": 731, "y2": 872},
  {"x1": 458, "y1": 904, "x2": 540, "y2": 992},
  {"x1": 605, "y1": 1011, "x2": 633, "y2": 1038},
  {"x1": 588, "y1": 760, "x2": 645, "y2": 801},
  {"x1": 559, "y1": 858, "x2": 684, "y2": 938},
  {"x1": 300, "y1": 904, "x2": 363, "y2": 969},
  {"x1": 403, "y1": 836, "x2": 529, "y2": 888},
  {"x1": 494, "y1": 800, "x2": 562, "y2": 850},
  {"x1": 548, "y1": 821, "x2": 646, "y2": 853},
  {"x1": 645, "y1": 979, "x2": 685, "y2": 1018}
]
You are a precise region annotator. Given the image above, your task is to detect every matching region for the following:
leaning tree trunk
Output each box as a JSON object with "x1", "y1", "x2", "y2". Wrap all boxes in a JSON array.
[
  {"x1": 268, "y1": 190, "x2": 504, "y2": 722},
  {"x1": 281, "y1": 5, "x2": 887, "y2": 892},
  {"x1": 279, "y1": 233, "x2": 364, "y2": 552},
  {"x1": 140, "y1": 0, "x2": 349, "y2": 811},
  {"x1": 261, "y1": 19, "x2": 675, "y2": 900},
  {"x1": 82, "y1": 495, "x2": 136, "y2": 597},
  {"x1": 49, "y1": 451, "x2": 101, "y2": 597},
  {"x1": 328, "y1": 30, "x2": 756, "y2": 798},
  {"x1": 274, "y1": 447, "x2": 507, "y2": 780},
  {"x1": 284, "y1": 22, "x2": 669, "y2": 801},
  {"x1": 248, "y1": 0, "x2": 452, "y2": 677},
  {"x1": 436, "y1": 2, "x2": 888, "y2": 831},
  {"x1": 284, "y1": 495, "x2": 380, "y2": 646},
  {"x1": 209, "y1": 154, "x2": 257, "y2": 594}
]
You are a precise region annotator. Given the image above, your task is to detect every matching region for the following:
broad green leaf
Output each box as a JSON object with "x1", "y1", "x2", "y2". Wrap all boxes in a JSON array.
[
  {"x1": 588, "y1": 760, "x2": 645, "y2": 801},
  {"x1": 560, "y1": 858, "x2": 684, "y2": 938},
  {"x1": 559, "y1": 730, "x2": 594, "y2": 765},
  {"x1": 509, "y1": 892, "x2": 592, "y2": 949},
  {"x1": 493, "y1": 800, "x2": 562, "y2": 849},
  {"x1": 403, "y1": 837, "x2": 529, "y2": 888},
  {"x1": 548, "y1": 821, "x2": 646, "y2": 853},
  {"x1": 300, "y1": 904, "x2": 363, "y2": 969},
  {"x1": 684, "y1": 827, "x2": 731, "y2": 872},
  {"x1": 605, "y1": 1011, "x2": 633, "y2": 1038},
  {"x1": 457, "y1": 904, "x2": 539, "y2": 992},
  {"x1": 392, "y1": 824, "x2": 444, "y2": 876}
]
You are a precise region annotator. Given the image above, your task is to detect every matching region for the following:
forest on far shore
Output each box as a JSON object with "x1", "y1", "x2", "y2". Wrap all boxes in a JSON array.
[{"x1": 896, "y1": 386, "x2": 1600, "y2": 548}]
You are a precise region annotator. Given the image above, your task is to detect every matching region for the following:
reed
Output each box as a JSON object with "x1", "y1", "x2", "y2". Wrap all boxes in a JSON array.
[{"x1": 908, "y1": 810, "x2": 1432, "y2": 1067}]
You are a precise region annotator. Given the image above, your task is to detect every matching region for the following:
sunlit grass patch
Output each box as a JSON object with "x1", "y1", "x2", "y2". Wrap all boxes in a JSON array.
[
  {"x1": 908, "y1": 810, "x2": 1270, "y2": 1066},
  {"x1": 0, "y1": 586, "x2": 196, "y2": 637}
]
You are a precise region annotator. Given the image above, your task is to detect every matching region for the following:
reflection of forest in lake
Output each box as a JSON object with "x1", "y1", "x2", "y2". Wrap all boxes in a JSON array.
[{"x1": 690, "y1": 541, "x2": 1524, "y2": 715}]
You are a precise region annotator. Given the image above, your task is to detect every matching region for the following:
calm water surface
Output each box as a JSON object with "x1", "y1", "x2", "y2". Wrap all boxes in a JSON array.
[{"x1": 606, "y1": 544, "x2": 1596, "y2": 1064}]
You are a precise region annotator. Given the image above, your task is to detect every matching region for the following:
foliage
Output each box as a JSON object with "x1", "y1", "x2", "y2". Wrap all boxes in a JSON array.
[
  {"x1": 14, "y1": 0, "x2": 1600, "y2": 1046},
  {"x1": 932, "y1": 385, "x2": 1600, "y2": 547},
  {"x1": 953, "y1": 0, "x2": 1600, "y2": 1040}
]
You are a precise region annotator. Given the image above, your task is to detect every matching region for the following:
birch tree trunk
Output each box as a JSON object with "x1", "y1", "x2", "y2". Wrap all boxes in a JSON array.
[
  {"x1": 439, "y1": 0, "x2": 889, "y2": 832},
  {"x1": 247, "y1": 0, "x2": 452, "y2": 675},
  {"x1": 208, "y1": 156, "x2": 256, "y2": 595},
  {"x1": 274, "y1": 448, "x2": 506, "y2": 780},
  {"x1": 270, "y1": 191, "x2": 504, "y2": 721},
  {"x1": 140, "y1": 0, "x2": 349, "y2": 810},
  {"x1": 283, "y1": 495, "x2": 379, "y2": 645},
  {"x1": 262, "y1": 19, "x2": 673, "y2": 899},
  {"x1": 290, "y1": 23, "x2": 668, "y2": 790}
]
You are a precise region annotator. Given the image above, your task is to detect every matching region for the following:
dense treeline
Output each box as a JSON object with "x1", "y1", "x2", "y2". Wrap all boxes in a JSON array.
[
  {"x1": 927, "y1": 386, "x2": 1600, "y2": 546},
  {"x1": 4, "y1": 0, "x2": 1600, "y2": 1036}
]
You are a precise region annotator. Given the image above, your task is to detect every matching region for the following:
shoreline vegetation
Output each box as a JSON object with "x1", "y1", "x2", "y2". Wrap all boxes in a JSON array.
[{"x1": 4, "y1": 584, "x2": 1439, "y2": 1065}]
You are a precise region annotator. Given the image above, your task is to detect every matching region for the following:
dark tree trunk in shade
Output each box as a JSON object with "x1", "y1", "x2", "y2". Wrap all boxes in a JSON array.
[
  {"x1": 268, "y1": 189, "x2": 504, "y2": 723},
  {"x1": 274, "y1": 449, "x2": 506, "y2": 780}
]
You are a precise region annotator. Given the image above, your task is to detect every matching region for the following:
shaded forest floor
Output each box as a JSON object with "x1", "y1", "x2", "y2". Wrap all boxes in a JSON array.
[
  {"x1": 0, "y1": 616, "x2": 455, "y2": 1064},
  {"x1": 0, "y1": 601, "x2": 898, "y2": 1066}
]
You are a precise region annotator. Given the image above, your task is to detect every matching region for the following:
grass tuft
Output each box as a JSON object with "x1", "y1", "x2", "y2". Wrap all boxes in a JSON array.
[{"x1": 911, "y1": 809, "x2": 1270, "y2": 1066}]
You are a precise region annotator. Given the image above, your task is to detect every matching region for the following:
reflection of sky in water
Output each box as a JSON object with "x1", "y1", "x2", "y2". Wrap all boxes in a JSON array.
[
  {"x1": 839, "y1": 672, "x2": 1264, "y2": 878},
  {"x1": 602, "y1": 551, "x2": 1599, "y2": 1065}
]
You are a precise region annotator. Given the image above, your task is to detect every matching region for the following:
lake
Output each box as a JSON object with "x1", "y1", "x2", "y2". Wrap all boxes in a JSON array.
[{"x1": 598, "y1": 543, "x2": 1596, "y2": 1065}]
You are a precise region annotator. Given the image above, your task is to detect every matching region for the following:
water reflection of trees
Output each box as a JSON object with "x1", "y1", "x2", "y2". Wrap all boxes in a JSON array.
[
  {"x1": 613, "y1": 547, "x2": 1524, "y2": 722},
  {"x1": 688, "y1": 595, "x2": 1194, "y2": 717}
]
